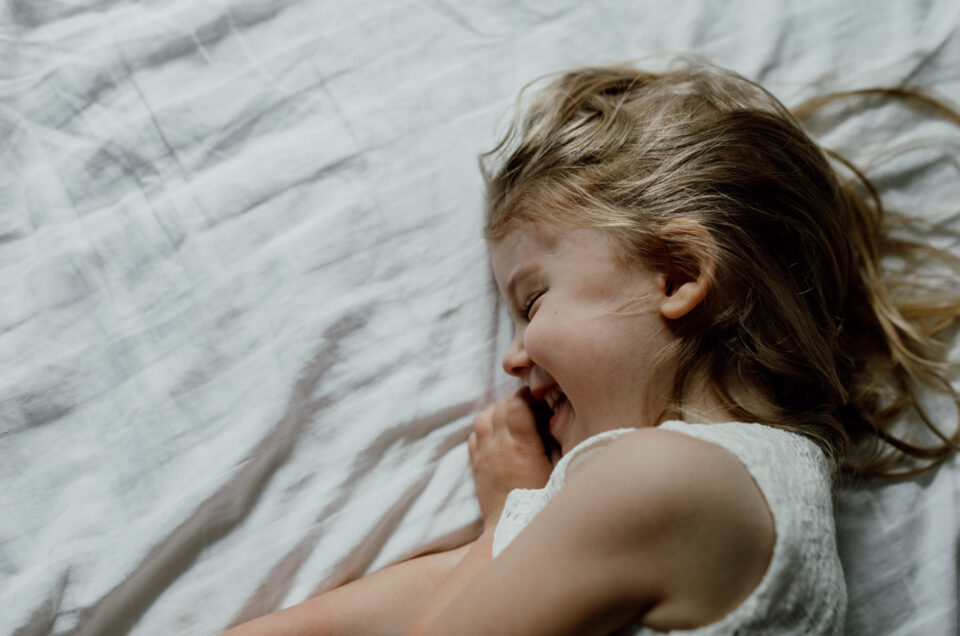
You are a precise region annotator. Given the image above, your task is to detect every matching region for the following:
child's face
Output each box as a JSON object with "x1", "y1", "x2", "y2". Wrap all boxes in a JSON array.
[{"x1": 490, "y1": 221, "x2": 676, "y2": 456}]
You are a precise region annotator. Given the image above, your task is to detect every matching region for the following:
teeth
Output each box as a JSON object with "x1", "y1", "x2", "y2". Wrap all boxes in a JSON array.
[{"x1": 544, "y1": 387, "x2": 565, "y2": 411}]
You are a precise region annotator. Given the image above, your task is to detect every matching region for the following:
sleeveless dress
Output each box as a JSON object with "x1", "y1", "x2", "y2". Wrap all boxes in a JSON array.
[{"x1": 492, "y1": 421, "x2": 847, "y2": 635}]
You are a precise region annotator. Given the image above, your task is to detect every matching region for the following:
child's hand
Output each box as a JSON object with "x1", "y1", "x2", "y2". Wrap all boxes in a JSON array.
[{"x1": 468, "y1": 389, "x2": 555, "y2": 530}]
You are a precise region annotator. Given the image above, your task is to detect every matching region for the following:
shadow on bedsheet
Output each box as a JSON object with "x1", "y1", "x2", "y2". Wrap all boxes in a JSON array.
[
  {"x1": 226, "y1": 398, "x2": 479, "y2": 629},
  {"x1": 39, "y1": 317, "x2": 361, "y2": 636}
]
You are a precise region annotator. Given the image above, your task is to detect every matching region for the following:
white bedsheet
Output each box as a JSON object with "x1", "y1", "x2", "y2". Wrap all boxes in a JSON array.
[{"x1": 2, "y1": 1, "x2": 958, "y2": 634}]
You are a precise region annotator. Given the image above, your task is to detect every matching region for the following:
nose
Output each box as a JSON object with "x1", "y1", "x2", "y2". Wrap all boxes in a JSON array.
[{"x1": 502, "y1": 332, "x2": 533, "y2": 378}]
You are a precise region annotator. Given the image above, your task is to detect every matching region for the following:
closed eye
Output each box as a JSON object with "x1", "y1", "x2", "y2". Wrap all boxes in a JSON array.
[{"x1": 522, "y1": 290, "x2": 544, "y2": 320}]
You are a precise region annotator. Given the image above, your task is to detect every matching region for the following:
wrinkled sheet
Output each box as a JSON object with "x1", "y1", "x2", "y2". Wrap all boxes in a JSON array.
[{"x1": 1, "y1": 1, "x2": 959, "y2": 634}]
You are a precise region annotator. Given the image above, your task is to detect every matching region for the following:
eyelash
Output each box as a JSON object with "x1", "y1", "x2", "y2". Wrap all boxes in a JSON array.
[{"x1": 522, "y1": 291, "x2": 543, "y2": 320}]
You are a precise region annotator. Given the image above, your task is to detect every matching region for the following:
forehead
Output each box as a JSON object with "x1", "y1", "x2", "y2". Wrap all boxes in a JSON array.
[
  {"x1": 488, "y1": 222, "x2": 631, "y2": 291},
  {"x1": 489, "y1": 222, "x2": 559, "y2": 283}
]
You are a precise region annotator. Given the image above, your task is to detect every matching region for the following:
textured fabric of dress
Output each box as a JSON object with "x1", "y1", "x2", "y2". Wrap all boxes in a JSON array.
[{"x1": 492, "y1": 421, "x2": 847, "y2": 635}]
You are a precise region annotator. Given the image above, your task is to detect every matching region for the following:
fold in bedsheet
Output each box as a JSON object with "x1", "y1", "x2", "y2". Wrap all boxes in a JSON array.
[{"x1": 1, "y1": 1, "x2": 959, "y2": 635}]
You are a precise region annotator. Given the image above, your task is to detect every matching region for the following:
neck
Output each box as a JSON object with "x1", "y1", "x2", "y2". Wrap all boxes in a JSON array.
[{"x1": 660, "y1": 368, "x2": 774, "y2": 426}]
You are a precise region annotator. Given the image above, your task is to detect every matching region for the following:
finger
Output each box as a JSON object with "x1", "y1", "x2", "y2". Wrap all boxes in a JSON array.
[
  {"x1": 516, "y1": 386, "x2": 533, "y2": 403},
  {"x1": 468, "y1": 431, "x2": 477, "y2": 458},
  {"x1": 474, "y1": 407, "x2": 494, "y2": 438},
  {"x1": 500, "y1": 392, "x2": 536, "y2": 436}
]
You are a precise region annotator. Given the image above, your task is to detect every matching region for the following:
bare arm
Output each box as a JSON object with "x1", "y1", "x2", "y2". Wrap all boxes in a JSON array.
[
  {"x1": 405, "y1": 428, "x2": 775, "y2": 635},
  {"x1": 221, "y1": 387, "x2": 554, "y2": 636},
  {"x1": 221, "y1": 542, "x2": 474, "y2": 636},
  {"x1": 404, "y1": 389, "x2": 556, "y2": 634}
]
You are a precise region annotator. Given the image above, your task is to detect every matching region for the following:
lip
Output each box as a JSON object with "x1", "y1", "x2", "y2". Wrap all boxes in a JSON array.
[
  {"x1": 530, "y1": 383, "x2": 555, "y2": 402},
  {"x1": 549, "y1": 396, "x2": 568, "y2": 437}
]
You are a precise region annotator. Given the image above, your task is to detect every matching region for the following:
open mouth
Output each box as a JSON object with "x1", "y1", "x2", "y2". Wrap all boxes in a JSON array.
[
  {"x1": 532, "y1": 388, "x2": 565, "y2": 460},
  {"x1": 543, "y1": 386, "x2": 567, "y2": 418}
]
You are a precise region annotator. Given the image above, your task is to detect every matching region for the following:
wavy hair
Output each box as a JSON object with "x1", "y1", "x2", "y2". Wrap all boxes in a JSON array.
[{"x1": 482, "y1": 62, "x2": 960, "y2": 478}]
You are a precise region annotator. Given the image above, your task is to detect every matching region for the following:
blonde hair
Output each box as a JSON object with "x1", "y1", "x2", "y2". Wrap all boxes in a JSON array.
[{"x1": 482, "y1": 62, "x2": 960, "y2": 478}]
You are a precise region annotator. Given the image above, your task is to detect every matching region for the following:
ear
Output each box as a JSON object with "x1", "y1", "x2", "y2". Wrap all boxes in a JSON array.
[{"x1": 658, "y1": 219, "x2": 716, "y2": 320}]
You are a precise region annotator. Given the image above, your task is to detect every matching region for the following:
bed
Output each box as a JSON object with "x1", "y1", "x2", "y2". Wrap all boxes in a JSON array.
[{"x1": 2, "y1": 1, "x2": 958, "y2": 634}]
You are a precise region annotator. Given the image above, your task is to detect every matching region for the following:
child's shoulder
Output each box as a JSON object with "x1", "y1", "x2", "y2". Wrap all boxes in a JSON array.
[
  {"x1": 568, "y1": 426, "x2": 775, "y2": 533},
  {"x1": 564, "y1": 423, "x2": 785, "y2": 503},
  {"x1": 558, "y1": 426, "x2": 777, "y2": 630}
]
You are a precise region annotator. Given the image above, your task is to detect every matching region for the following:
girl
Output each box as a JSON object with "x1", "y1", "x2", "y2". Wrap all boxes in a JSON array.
[{"x1": 224, "y1": 61, "x2": 960, "y2": 635}]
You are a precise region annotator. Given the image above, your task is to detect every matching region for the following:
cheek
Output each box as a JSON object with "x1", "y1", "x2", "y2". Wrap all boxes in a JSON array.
[
  {"x1": 522, "y1": 314, "x2": 562, "y2": 369},
  {"x1": 524, "y1": 312, "x2": 597, "y2": 372},
  {"x1": 521, "y1": 318, "x2": 551, "y2": 365}
]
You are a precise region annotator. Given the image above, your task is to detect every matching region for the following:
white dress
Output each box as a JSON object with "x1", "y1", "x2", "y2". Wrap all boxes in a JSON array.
[{"x1": 492, "y1": 421, "x2": 847, "y2": 635}]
